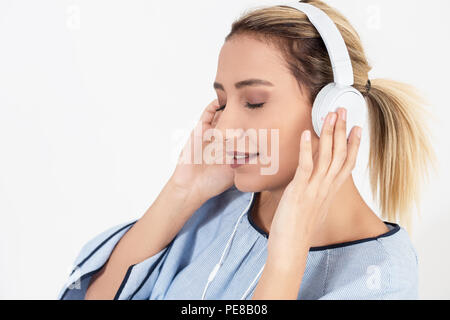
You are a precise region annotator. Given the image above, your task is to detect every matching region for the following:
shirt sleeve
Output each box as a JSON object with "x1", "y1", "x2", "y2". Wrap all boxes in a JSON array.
[
  {"x1": 317, "y1": 265, "x2": 418, "y2": 300},
  {"x1": 57, "y1": 219, "x2": 171, "y2": 300},
  {"x1": 316, "y1": 237, "x2": 419, "y2": 300}
]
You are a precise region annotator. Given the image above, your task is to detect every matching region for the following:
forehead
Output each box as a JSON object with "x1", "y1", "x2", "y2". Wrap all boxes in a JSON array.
[{"x1": 215, "y1": 35, "x2": 288, "y2": 84}]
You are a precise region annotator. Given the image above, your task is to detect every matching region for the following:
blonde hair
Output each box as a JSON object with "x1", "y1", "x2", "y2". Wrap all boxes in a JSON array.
[{"x1": 225, "y1": 0, "x2": 437, "y2": 232}]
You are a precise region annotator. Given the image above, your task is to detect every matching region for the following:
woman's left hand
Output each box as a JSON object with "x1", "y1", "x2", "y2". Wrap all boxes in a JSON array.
[{"x1": 267, "y1": 107, "x2": 363, "y2": 265}]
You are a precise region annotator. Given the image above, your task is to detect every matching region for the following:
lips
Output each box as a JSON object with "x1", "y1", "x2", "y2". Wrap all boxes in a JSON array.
[
  {"x1": 226, "y1": 151, "x2": 260, "y2": 158},
  {"x1": 227, "y1": 151, "x2": 259, "y2": 168}
]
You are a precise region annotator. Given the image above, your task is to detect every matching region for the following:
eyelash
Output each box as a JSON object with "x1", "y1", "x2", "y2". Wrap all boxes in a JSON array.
[{"x1": 216, "y1": 102, "x2": 265, "y2": 111}]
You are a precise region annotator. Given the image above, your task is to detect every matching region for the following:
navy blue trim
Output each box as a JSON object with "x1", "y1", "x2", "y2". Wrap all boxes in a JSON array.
[
  {"x1": 69, "y1": 220, "x2": 137, "y2": 277},
  {"x1": 309, "y1": 221, "x2": 400, "y2": 251},
  {"x1": 61, "y1": 220, "x2": 138, "y2": 299},
  {"x1": 60, "y1": 265, "x2": 104, "y2": 300},
  {"x1": 113, "y1": 264, "x2": 136, "y2": 300},
  {"x1": 246, "y1": 192, "x2": 401, "y2": 250},
  {"x1": 128, "y1": 239, "x2": 175, "y2": 300},
  {"x1": 247, "y1": 192, "x2": 269, "y2": 238}
]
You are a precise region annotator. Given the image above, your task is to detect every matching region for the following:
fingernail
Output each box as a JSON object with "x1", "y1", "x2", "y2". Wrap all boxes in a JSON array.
[
  {"x1": 339, "y1": 108, "x2": 347, "y2": 121},
  {"x1": 329, "y1": 113, "x2": 337, "y2": 126},
  {"x1": 356, "y1": 127, "x2": 362, "y2": 138},
  {"x1": 304, "y1": 130, "x2": 311, "y2": 141}
]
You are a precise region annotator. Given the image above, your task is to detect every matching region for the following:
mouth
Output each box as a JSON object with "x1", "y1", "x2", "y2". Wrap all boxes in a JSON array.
[
  {"x1": 227, "y1": 151, "x2": 259, "y2": 167},
  {"x1": 227, "y1": 151, "x2": 259, "y2": 158}
]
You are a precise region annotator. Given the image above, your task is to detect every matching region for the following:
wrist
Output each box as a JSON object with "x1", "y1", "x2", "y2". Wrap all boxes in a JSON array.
[
  {"x1": 266, "y1": 252, "x2": 307, "y2": 274},
  {"x1": 267, "y1": 238, "x2": 311, "y2": 271},
  {"x1": 252, "y1": 255, "x2": 305, "y2": 300},
  {"x1": 165, "y1": 178, "x2": 208, "y2": 212}
]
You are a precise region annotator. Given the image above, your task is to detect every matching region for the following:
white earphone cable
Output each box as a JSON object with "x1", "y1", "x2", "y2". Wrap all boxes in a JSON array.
[
  {"x1": 201, "y1": 192, "x2": 259, "y2": 300},
  {"x1": 240, "y1": 262, "x2": 266, "y2": 300}
]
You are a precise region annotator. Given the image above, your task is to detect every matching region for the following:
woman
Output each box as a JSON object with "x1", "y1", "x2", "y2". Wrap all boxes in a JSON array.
[{"x1": 58, "y1": 0, "x2": 436, "y2": 300}]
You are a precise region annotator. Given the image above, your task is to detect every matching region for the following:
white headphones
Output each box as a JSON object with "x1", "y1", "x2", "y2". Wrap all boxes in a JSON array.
[
  {"x1": 201, "y1": 1, "x2": 367, "y2": 300},
  {"x1": 285, "y1": 1, "x2": 368, "y2": 138}
]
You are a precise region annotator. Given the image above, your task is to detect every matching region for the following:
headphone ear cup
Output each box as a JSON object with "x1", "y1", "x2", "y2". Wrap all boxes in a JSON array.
[
  {"x1": 312, "y1": 83, "x2": 335, "y2": 137},
  {"x1": 311, "y1": 83, "x2": 367, "y2": 138}
]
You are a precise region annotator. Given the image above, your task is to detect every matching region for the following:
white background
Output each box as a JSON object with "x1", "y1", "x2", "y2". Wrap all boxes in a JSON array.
[{"x1": 0, "y1": 0, "x2": 449, "y2": 299}]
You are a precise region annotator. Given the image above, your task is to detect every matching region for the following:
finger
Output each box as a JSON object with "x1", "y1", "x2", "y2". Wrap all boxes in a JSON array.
[
  {"x1": 204, "y1": 139, "x2": 226, "y2": 164},
  {"x1": 293, "y1": 130, "x2": 314, "y2": 187},
  {"x1": 199, "y1": 99, "x2": 220, "y2": 126},
  {"x1": 324, "y1": 107, "x2": 348, "y2": 183},
  {"x1": 211, "y1": 106, "x2": 223, "y2": 128},
  {"x1": 333, "y1": 125, "x2": 362, "y2": 187},
  {"x1": 193, "y1": 99, "x2": 220, "y2": 139},
  {"x1": 309, "y1": 112, "x2": 337, "y2": 184}
]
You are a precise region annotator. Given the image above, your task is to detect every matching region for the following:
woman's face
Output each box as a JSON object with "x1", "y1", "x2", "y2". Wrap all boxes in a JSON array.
[{"x1": 213, "y1": 34, "x2": 317, "y2": 192}]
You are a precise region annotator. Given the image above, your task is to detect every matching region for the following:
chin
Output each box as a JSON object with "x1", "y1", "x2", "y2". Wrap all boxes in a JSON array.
[
  {"x1": 233, "y1": 173, "x2": 265, "y2": 193},
  {"x1": 233, "y1": 166, "x2": 294, "y2": 194}
]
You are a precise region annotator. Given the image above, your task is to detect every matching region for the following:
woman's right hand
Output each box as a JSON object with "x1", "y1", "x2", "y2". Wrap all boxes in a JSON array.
[{"x1": 169, "y1": 99, "x2": 235, "y2": 204}]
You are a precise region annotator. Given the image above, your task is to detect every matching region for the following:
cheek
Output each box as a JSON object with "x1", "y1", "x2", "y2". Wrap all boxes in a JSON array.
[
  {"x1": 270, "y1": 117, "x2": 310, "y2": 177},
  {"x1": 261, "y1": 129, "x2": 302, "y2": 181},
  {"x1": 232, "y1": 130, "x2": 299, "y2": 189},
  {"x1": 232, "y1": 107, "x2": 313, "y2": 190},
  {"x1": 276, "y1": 133, "x2": 302, "y2": 176}
]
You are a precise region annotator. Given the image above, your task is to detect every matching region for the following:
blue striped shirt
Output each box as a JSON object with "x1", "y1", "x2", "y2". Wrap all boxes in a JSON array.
[{"x1": 58, "y1": 184, "x2": 418, "y2": 299}]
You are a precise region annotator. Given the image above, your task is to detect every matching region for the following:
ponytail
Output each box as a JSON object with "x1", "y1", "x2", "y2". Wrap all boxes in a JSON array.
[{"x1": 365, "y1": 79, "x2": 438, "y2": 232}]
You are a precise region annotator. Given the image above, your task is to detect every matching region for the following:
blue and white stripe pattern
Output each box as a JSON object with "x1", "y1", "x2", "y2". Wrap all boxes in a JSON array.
[{"x1": 58, "y1": 185, "x2": 418, "y2": 300}]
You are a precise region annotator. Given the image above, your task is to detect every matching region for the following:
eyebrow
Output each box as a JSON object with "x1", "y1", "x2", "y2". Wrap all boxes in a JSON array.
[{"x1": 213, "y1": 78, "x2": 274, "y2": 91}]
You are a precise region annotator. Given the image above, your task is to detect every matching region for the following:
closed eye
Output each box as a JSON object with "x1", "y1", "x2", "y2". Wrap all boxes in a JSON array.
[{"x1": 216, "y1": 102, "x2": 265, "y2": 111}]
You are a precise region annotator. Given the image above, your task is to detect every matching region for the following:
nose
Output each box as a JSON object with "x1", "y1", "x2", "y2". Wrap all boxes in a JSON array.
[
  {"x1": 213, "y1": 105, "x2": 257, "y2": 157},
  {"x1": 213, "y1": 105, "x2": 246, "y2": 144}
]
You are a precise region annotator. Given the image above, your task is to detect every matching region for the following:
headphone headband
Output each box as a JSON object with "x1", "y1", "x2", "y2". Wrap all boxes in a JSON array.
[{"x1": 284, "y1": 1, "x2": 354, "y2": 86}]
